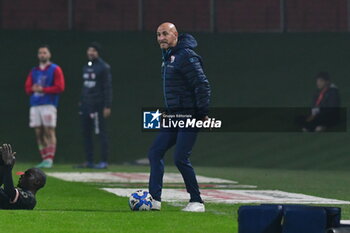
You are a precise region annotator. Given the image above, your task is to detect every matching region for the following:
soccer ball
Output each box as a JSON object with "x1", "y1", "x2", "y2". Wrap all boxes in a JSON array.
[{"x1": 129, "y1": 190, "x2": 153, "y2": 211}]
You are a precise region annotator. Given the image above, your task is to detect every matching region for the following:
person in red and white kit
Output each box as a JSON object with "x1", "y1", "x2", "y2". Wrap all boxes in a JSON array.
[{"x1": 24, "y1": 45, "x2": 65, "y2": 168}]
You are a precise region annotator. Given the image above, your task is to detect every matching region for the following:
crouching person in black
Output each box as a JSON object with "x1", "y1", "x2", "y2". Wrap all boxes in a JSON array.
[
  {"x1": 0, "y1": 144, "x2": 46, "y2": 210},
  {"x1": 301, "y1": 72, "x2": 340, "y2": 132}
]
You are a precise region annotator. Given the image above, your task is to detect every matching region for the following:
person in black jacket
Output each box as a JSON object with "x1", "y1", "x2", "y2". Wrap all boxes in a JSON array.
[
  {"x1": 77, "y1": 42, "x2": 113, "y2": 169},
  {"x1": 301, "y1": 72, "x2": 340, "y2": 132},
  {"x1": 148, "y1": 22, "x2": 210, "y2": 212},
  {"x1": 0, "y1": 144, "x2": 46, "y2": 210}
]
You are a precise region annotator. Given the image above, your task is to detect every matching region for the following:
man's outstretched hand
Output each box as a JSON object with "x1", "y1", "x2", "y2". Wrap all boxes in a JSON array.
[{"x1": 0, "y1": 144, "x2": 16, "y2": 166}]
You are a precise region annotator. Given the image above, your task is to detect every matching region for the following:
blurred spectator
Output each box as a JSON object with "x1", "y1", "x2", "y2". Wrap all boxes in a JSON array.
[
  {"x1": 24, "y1": 45, "x2": 65, "y2": 168},
  {"x1": 300, "y1": 72, "x2": 340, "y2": 132},
  {"x1": 76, "y1": 42, "x2": 112, "y2": 169}
]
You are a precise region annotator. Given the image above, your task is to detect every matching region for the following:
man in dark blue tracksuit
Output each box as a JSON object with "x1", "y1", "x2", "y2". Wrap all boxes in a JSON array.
[
  {"x1": 78, "y1": 42, "x2": 113, "y2": 169},
  {"x1": 148, "y1": 23, "x2": 210, "y2": 212}
]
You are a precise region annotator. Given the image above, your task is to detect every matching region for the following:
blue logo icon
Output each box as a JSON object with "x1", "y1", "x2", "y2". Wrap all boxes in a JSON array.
[{"x1": 143, "y1": 109, "x2": 162, "y2": 129}]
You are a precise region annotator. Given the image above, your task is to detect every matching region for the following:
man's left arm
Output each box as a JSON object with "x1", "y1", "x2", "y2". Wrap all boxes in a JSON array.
[
  {"x1": 102, "y1": 64, "x2": 113, "y2": 118},
  {"x1": 42, "y1": 66, "x2": 66, "y2": 94},
  {"x1": 319, "y1": 89, "x2": 341, "y2": 118},
  {"x1": 325, "y1": 89, "x2": 340, "y2": 108},
  {"x1": 179, "y1": 53, "x2": 211, "y2": 119}
]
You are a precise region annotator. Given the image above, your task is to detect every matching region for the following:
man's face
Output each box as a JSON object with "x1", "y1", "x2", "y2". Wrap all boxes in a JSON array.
[
  {"x1": 18, "y1": 169, "x2": 37, "y2": 189},
  {"x1": 316, "y1": 78, "x2": 328, "y2": 89},
  {"x1": 87, "y1": 47, "x2": 99, "y2": 60},
  {"x1": 38, "y1": 48, "x2": 51, "y2": 63},
  {"x1": 157, "y1": 27, "x2": 178, "y2": 49}
]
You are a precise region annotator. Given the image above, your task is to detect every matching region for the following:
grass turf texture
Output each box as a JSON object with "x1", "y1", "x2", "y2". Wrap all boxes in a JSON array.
[{"x1": 2, "y1": 164, "x2": 350, "y2": 233}]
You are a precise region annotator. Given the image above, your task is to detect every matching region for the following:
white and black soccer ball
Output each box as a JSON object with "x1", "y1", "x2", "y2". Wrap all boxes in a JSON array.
[{"x1": 129, "y1": 190, "x2": 153, "y2": 211}]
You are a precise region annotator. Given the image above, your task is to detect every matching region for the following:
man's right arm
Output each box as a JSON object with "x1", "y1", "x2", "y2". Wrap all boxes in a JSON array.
[{"x1": 24, "y1": 72, "x2": 33, "y2": 95}]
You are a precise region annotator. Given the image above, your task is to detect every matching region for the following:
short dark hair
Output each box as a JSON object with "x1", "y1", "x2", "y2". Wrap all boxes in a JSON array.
[
  {"x1": 38, "y1": 44, "x2": 50, "y2": 51},
  {"x1": 315, "y1": 72, "x2": 331, "y2": 81},
  {"x1": 88, "y1": 42, "x2": 102, "y2": 54}
]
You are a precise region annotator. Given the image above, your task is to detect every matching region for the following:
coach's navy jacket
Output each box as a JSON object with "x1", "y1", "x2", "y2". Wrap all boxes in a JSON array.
[
  {"x1": 81, "y1": 57, "x2": 112, "y2": 111},
  {"x1": 161, "y1": 34, "x2": 211, "y2": 118}
]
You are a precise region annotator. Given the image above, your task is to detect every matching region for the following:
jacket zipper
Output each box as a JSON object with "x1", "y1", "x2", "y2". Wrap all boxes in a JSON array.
[{"x1": 162, "y1": 61, "x2": 168, "y2": 108}]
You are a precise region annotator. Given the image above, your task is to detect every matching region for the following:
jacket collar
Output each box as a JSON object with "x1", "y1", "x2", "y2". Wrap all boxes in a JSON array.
[{"x1": 161, "y1": 33, "x2": 198, "y2": 61}]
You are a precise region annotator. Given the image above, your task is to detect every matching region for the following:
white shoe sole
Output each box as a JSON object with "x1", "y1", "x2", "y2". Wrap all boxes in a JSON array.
[
  {"x1": 181, "y1": 208, "x2": 205, "y2": 212},
  {"x1": 181, "y1": 202, "x2": 205, "y2": 212},
  {"x1": 151, "y1": 201, "x2": 161, "y2": 211}
]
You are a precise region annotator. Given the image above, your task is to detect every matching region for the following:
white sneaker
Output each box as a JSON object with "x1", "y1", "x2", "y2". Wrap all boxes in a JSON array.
[
  {"x1": 182, "y1": 202, "x2": 205, "y2": 212},
  {"x1": 151, "y1": 200, "x2": 161, "y2": 211}
]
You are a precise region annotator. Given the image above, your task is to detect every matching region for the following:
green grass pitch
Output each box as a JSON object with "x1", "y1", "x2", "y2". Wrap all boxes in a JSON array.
[{"x1": 2, "y1": 164, "x2": 350, "y2": 233}]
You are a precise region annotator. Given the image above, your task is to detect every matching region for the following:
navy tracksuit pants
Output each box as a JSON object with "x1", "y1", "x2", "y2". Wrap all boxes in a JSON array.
[
  {"x1": 80, "y1": 104, "x2": 109, "y2": 163},
  {"x1": 148, "y1": 127, "x2": 203, "y2": 203}
]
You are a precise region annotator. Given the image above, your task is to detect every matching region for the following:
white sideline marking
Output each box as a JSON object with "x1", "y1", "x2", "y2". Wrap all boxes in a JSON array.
[
  {"x1": 341, "y1": 220, "x2": 350, "y2": 224},
  {"x1": 102, "y1": 183, "x2": 257, "y2": 189},
  {"x1": 47, "y1": 172, "x2": 237, "y2": 184},
  {"x1": 102, "y1": 188, "x2": 350, "y2": 204}
]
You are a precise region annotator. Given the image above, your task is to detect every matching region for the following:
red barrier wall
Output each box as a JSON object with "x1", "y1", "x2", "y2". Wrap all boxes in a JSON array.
[
  {"x1": 143, "y1": 0, "x2": 211, "y2": 32},
  {"x1": 2, "y1": 0, "x2": 68, "y2": 30},
  {"x1": 0, "y1": 0, "x2": 348, "y2": 32},
  {"x1": 74, "y1": 0, "x2": 138, "y2": 30},
  {"x1": 216, "y1": 0, "x2": 281, "y2": 32},
  {"x1": 287, "y1": 0, "x2": 347, "y2": 31}
]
